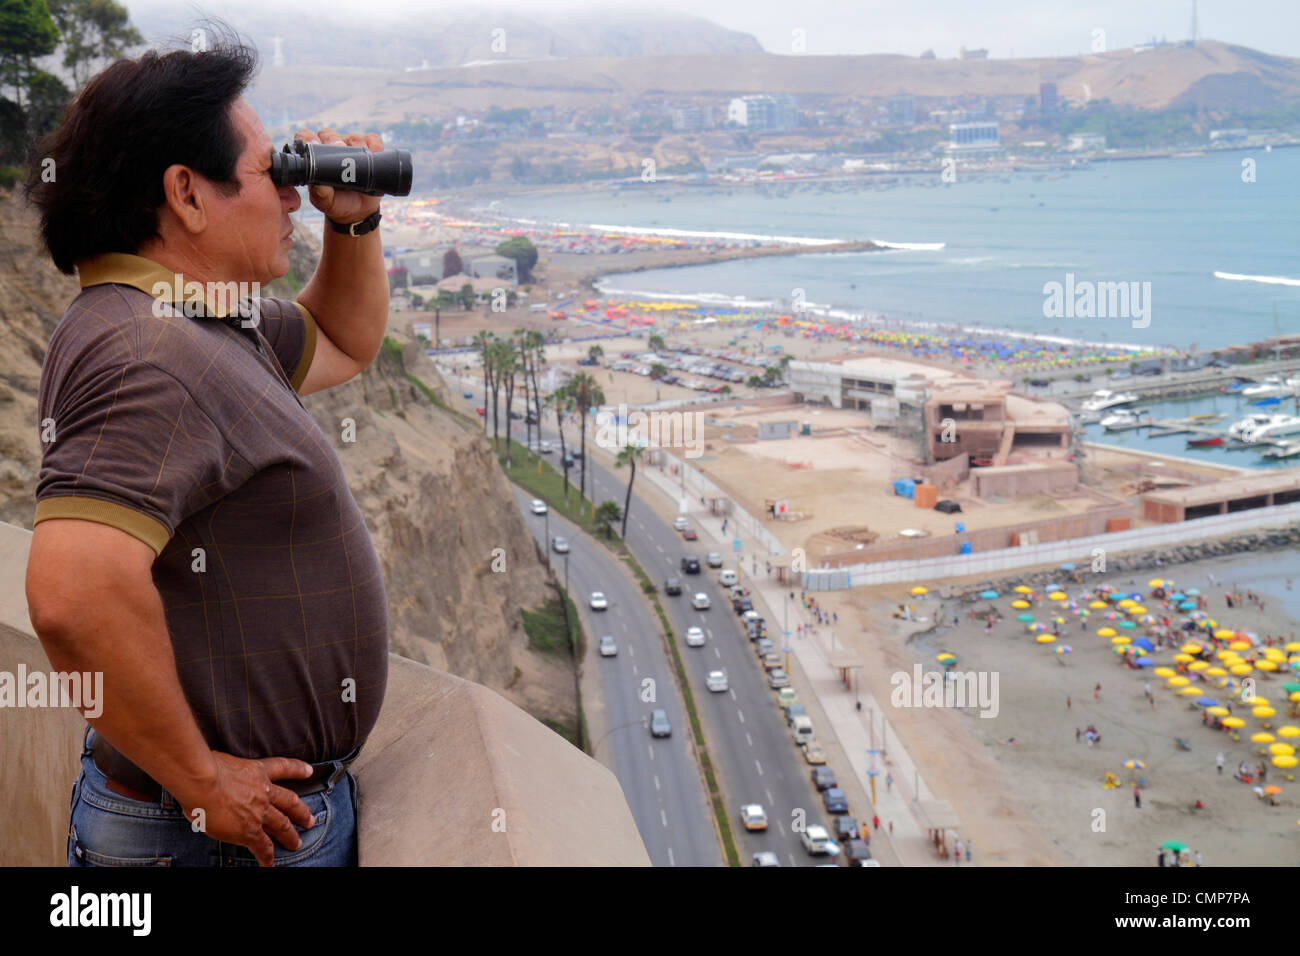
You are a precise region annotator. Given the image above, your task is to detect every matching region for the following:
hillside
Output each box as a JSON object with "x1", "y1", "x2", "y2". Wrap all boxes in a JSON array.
[{"x1": 0, "y1": 193, "x2": 575, "y2": 736}]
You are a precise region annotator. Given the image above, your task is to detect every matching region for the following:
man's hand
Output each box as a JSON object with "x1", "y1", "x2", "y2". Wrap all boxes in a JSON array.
[
  {"x1": 294, "y1": 126, "x2": 384, "y2": 225},
  {"x1": 175, "y1": 752, "x2": 318, "y2": 867}
]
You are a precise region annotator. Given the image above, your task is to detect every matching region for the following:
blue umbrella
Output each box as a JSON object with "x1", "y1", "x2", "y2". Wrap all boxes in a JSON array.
[
  {"x1": 1059, "y1": 562, "x2": 1077, "y2": 571},
  {"x1": 1136, "y1": 657, "x2": 1156, "y2": 667},
  {"x1": 1185, "y1": 588, "x2": 1201, "y2": 597},
  {"x1": 1134, "y1": 637, "x2": 1154, "y2": 652},
  {"x1": 980, "y1": 589, "x2": 999, "y2": 599},
  {"x1": 1169, "y1": 592, "x2": 1186, "y2": 601},
  {"x1": 1129, "y1": 593, "x2": 1144, "y2": 601},
  {"x1": 1195, "y1": 697, "x2": 1219, "y2": 707},
  {"x1": 1178, "y1": 600, "x2": 1197, "y2": 611},
  {"x1": 1109, "y1": 592, "x2": 1126, "y2": 602}
]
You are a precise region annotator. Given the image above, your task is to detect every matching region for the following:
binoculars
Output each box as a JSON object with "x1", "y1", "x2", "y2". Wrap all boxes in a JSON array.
[{"x1": 270, "y1": 138, "x2": 412, "y2": 197}]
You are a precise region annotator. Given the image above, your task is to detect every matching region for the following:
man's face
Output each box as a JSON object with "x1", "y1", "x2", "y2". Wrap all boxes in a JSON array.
[{"x1": 201, "y1": 98, "x2": 301, "y2": 283}]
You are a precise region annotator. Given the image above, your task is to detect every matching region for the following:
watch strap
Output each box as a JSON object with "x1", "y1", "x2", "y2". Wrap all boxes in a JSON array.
[{"x1": 327, "y1": 210, "x2": 382, "y2": 237}]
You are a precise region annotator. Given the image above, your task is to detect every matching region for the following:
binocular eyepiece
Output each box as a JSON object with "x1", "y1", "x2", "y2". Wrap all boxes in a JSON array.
[{"x1": 270, "y1": 139, "x2": 413, "y2": 197}]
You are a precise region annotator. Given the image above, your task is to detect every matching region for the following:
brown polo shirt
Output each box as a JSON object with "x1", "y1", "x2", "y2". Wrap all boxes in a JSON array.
[{"x1": 34, "y1": 253, "x2": 388, "y2": 765}]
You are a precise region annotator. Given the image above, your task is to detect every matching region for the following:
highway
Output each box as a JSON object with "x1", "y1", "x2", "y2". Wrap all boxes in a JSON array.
[{"x1": 510, "y1": 487, "x2": 722, "y2": 867}]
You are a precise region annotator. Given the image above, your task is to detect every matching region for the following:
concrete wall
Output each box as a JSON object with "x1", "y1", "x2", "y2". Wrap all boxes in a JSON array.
[
  {"x1": 0, "y1": 522, "x2": 649, "y2": 867},
  {"x1": 972, "y1": 462, "x2": 1078, "y2": 499}
]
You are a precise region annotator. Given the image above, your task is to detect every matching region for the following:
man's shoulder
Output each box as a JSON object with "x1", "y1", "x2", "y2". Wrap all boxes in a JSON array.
[{"x1": 49, "y1": 284, "x2": 219, "y2": 375}]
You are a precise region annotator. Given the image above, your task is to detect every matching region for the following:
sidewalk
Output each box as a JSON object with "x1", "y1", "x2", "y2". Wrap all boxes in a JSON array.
[{"x1": 634, "y1": 451, "x2": 956, "y2": 866}]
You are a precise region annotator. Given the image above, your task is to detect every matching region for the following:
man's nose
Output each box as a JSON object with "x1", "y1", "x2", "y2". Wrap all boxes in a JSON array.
[{"x1": 280, "y1": 185, "x2": 302, "y2": 213}]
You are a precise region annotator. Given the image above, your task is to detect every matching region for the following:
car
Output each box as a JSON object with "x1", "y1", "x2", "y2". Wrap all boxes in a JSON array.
[
  {"x1": 840, "y1": 839, "x2": 874, "y2": 867},
  {"x1": 811, "y1": 767, "x2": 838, "y2": 791},
  {"x1": 733, "y1": 596, "x2": 753, "y2": 614},
  {"x1": 648, "y1": 709, "x2": 671, "y2": 738},
  {"x1": 509, "y1": 409, "x2": 523, "y2": 420},
  {"x1": 800, "y1": 824, "x2": 832, "y2": 856},
  {"x1": 691, "y1": 592, "x2": 710, "y2": 610},
  {"x1": 685, "y1": 626, "x2": 705, "y2": 647},
  {"x1": 761, "y1": 652, "x2": 782, "y2": 671},
  {"x1": 1207, "y1": 358, "x2": 1232, "y2": 369},
  {"x1": 680, "y1": 556, "x2": 701, "y2": 574},
  {"x1": 751, "y1": 851, "x2": 781, "y2": 867},
  {"x1": 475, "y1": 406, "x2": 486, "y2": 416},
  {"x1": 741, "y1": 610, "x2": 763, "y2": 626},
  {"x1": 706, "y1": 552, "x2": 723, "y2": 568},
  {"x1": 833, "y1": 816, "x2": 859, "y2": 843},
  {"x1": 598, "y1": 636, "x2": 617, "y2": 657},
  {"x1": 589, "y1": 591, "x2": 608, "y2": 610},
  {"x1": 525, "y1": 412, "x2": 539, "y2": 424},
  {"x1": 462, "y1": 390, "x2": 474, "y2": 399},
  {"x1": 551, "y1": 536, "x2": 569, "y2": 554},
  {"x1": 776, "y1": 688, "x2": 798, "y2": 708},
  {"x1": 718, "y1": 569, "x2": 738, "y2": 587},
  {"x1": 784, "y1": 704, "x2": 807, "y2": 725},
  {"x1": 822, "y1": 787, "x2": 849, "y2": 814},
  {"x1": 706, "y1": 669, "x2": 729, "y2": 692},
  {"x1": 562, "y1": 452, "x2": 575, "y2": 468},
  {"x1": 740, "y1": 803, "x2": 768, "y2": 831},
  {"x1": 537, "y1": 440, "x2": 553, "y2": 454},
  {"x1": 664, "y1": 577, "x2": 683, "y2": 596},
  {"x1": 746, "y1": 620, "x2": 765, "y2": 639},
  {"x1": 529, "y1": 498, "x2": 547, "y2": 515},
  {"x1": 802, "y1": 742, "x2": 827, "y2": 765},
  {"x1": 1027, "y1": 377, "x2": 1050, "y2": 388},
  {"x1": 672, "y1": 516, "x2": 688, "y2": 531},
  {"x1": 767, "y1": 668, "x2": 789, "y2": 689},
  {"x1": 682, "y1": 528, "x2": 698, "y2": 541},
  {"x1": 570, "y1": 448, "x2": 583, "y2": 460},
  {"x1": 754, "y1": 637, "x2": 774, "y2": 656}
]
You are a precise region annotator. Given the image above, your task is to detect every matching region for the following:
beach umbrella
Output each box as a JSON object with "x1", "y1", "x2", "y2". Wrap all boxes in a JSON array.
[
  {"x1": 1017, "y1": 613, "x2": 1035, "y2": 623},
  {"x1": 1178, "y1": 601, "x2": 1197, "y2": 611},
  {"x1": 1263, "y1": 648, "x2": 1287, "y2": 662},
  {"x1": 1154, "y1": 667, "x2": 1176, "y2": 678},
  {"x1": 1257, "y1": 660, "x2": 1279, "y2": 672},
  {"x1": 1189, "y1": 661, "x2": 1210, "y2": 672},
  {"x1": 1269, "y1": 743, "x2": 1296, "y2": 756},
  {"x1": 1054, "y1": 616, "x2": 1066, "y2": 624},
  {"x1": 1229, "y1": 640, "x2": 1252, "y2": 651},
  {"x1": 1134, "y1": 637, "x2": 1153, "y2": 652},
  {"x1": 1216, "y1": 649, "x2": 1239, "y2": 661},
  {"x1": 1056, "y1": 645, "x2": 1072, "y2": 656},
  {"x1": 1090, "y1": 601, "x2": 1108, "y2": 609},
  {"x1": 1169, "y1": 592, "x2": 1186, "y2": 602},
  {"x1": 1136, "y1": 657, "x2": 1155, "y2": 667},
  {"x1": 1277, "y1": 726, "x2": 1300, "y2": 739},
  {"x1": 1014, "y1": 585, "x2": 1034, "y2": 594},
  {"x1": 1242, "y1": 695, "x2": 1269, "y2": 706},
  {"x1": 981, "y1": 590, "x2": 999, "y2": 600},
  {"x1": 1185, "y1": 588, "x2": 1201, "y2": 597},
  {"x1": 1206, "y1": 667, "x2": 1228, "y2": 677},
  {"x1": 1128, "y1": 606, "x2": 1148, "y2": 616},
  {"x1": 1111, "y1": 636, "x2": 1131, "y2": 645},
  {"x1": 1160, "y1": 840, "x2": 1187, "y2": 852},
  {"x1": 1222, "y1": 717, "x2": 1246, "y2": 728},
  {"x1": 937, "y1": 652, "x2": 956, "y2": 663},
  {"x1": 911, "y1": 586, "x2": 929, "y2": 596},
  {"x1": 1108, "y1": 592, "x2": 1126, "y2": 602},
  {"x1": 1292, "y1": 692, "x2": 1300, "y2": 702},
  {"x1": 1168, "y1": 676, "x2": 1190, "y2": 687},
  {"x1": 1274, "y1": 755, "x2": 1299, "y2": 769},
  {"x1": 1264, "y1": 785, "x2": 1282, "y2": 796},
  {"x1": 1148, "y1": 579, "x2": 1166, "y2": 588},
  {"x1": 1252, "y1": 732, "x2": 1276, "y2": 743},
  {"x1": 1214, "y1": 629, "x2": 1235, "y2": 640},
  {"x1": 1173, "y1": 653, "x2": 1194, "y2": 663},
  {"x1": 1281, "y1": 683, "x2": 1300, "y2": 694},
  {"x1": 1097, "y1": 627, "x2": 1117, "y2": 637},
  {"x1": 1119, "y1": 620, "x2": 1137, "y2": 630},
  {"x1": 1207, "y1": 706, "x2": 1230, "y2": 717},
  {"x1": 1253, "y1": 706, "x2": 1276, "y2": 718},
  {"x1": 1118, "y1": 598, "x2": 1137, "y2": 608},
  {"x1": 1036, "y1": 634, "x2": 1056, "y2": 644},
  {"x1": 1180, "y1": 686, "x2": 1203, "y2": 696},
  {"x1": 1286, "y1": 644, "x2": 1300, "y2": 654},
  {"x1": 1049, "y1": 591, "x2": 1067, "y2": 601},
  {"x1": 1011, "y1": 600, "x2": 1031, "y2": 609},
  {"x1": 1123, "y1": 759, "x2": 1146, "y2": 770},
  {"x1": 1231, "y1": 664, "x2": 1254, "y2": 676},
  {"x1": 1180, "y1": 642, "x2": 1203, "y2": 654}
]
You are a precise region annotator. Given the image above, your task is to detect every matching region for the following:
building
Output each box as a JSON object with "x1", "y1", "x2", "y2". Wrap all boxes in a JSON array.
[
  {"x1": 887, "y1": 94, "x2": 915, "y2": 126},
  {"x1": 1067, "y1": 133, "x2": 1106, "y2": 151},
  {"x1": 948, "y1": 121, "x2": 1000, "y2": 151},
  {"x1": 757, "y1": 420, "x2": 798, "y2": 440},
  {"x1": 671, "y1": 106, "x2": 713, "y2": 131},
  {"x1": 788, "y1": 356, "x2": 958, "y2": 420},
  {"x1": 1039, "y1": 82, "x2": 1058, "y2": 112},
  {"x1": 923, "y1": 382, "x2": 1071, "y2": 464},
  {"x1": 1141, "y1": 470, "x2": 1300, "y2": 522},
  {"x1": 393, "y1": 248, "x2": 457, "y2": 285},
  {"x1": 726, "y1": 94, "x2": 798, "y2": 131},
  {"x1": 466, "y1": 254, "x2": 518, "y2": 284},
  {"x1": 958, "y1": 47, "x2": 989, "y2": 59}
]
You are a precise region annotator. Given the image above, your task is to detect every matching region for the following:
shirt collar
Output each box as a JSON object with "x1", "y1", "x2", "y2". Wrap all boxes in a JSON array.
[{"x1": 76, "y1": 252, "x2": 236, "y2": 319}]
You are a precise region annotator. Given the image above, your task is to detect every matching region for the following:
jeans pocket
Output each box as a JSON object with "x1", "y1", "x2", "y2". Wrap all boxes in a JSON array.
[{"x1": 69, "y1": 825, "x2": 173, "y2": 867}]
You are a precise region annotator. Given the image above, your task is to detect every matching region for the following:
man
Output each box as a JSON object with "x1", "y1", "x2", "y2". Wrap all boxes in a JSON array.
[{"x1": 24, "y1": 36, "x2": 390, "y2": 866}]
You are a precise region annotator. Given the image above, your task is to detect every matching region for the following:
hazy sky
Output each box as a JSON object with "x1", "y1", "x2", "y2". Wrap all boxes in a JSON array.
[{"x1": 127, "y1": 0, "x2": 1300, "y2": 59}]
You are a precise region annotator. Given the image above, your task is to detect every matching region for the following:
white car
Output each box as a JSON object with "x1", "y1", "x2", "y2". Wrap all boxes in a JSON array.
[
  {"x1": 530, "y1": 498, "x2": 547, "y2": 515},
  {"x1": 767, "y1": 668, "x2": 790, "y2": 689},
  {"x1": 672, "y1": 516, "x2": 688, "y2": 532},
  {"x1": 552, "y1": 536, "x2": 569, "y2": 554},
  {"x1": 751, "y1": 851, "x2": 781, "y2": 867},
  {"x1": 706, "y1": 669, "x2": 728, "y2": 692},
  {"x1": 685, "y1": 626, "x2": 705, "y2": 647},
  {"x1": 692, "y1": 592, "x2": 710, "y2": 610},
  {"x1": 801, "y1": 824, "x2": 832, "y2": 855},
  {"x1": 589, "y1": 591, "x2": 608, "y2": 611},
  {"x1": 598, "y1": 636, "x2": 617, "y2": 657},
  {"x1": 706, "y1": 552, "x2": 723, "y2": 568},
  {"x1": 740, "y1": 803, "x2": 768, "y2": 831}
]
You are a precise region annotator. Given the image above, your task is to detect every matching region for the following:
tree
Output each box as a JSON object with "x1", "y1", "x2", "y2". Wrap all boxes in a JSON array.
[
  {"x1": 442, "y1": 248, "x2": 462, "y2": 278},
  {"x1": 473, "y1": 330, "x2": 495, "y2": 440},
  {"x1": 0, "y1": 0, "x2": 59, "y2": 114},
  {"x1": 647, "y1": 333, "x2": 666, "y2": 353},
  {"x1": 747, "y1": 374, "x2": 764, "y2": 388},
  {"x1": 495, "y1": 338, "x2": 521, "y2": 466},
  {"x1": 587, "y1": 344, "x2": 603, "y2": 365},
  {"x1": 459, "y1": 282, "x2": 475, "y2": 310},
  {"x1": 48, "y1": 0, "x2": 140, "y2": 91},
  {"x1": 566, "y1": 371, "x2": 606, "y2": 503},
  {"x1": 594, "y1": 500, "x2": 622, "y2": 540},
  {"x1": 495, "y1": 235, "x2": 538, "y2": 283},
  {"x1": 649, "y1": 362, "x2": 667, "y2": 401},
  {"x1": 614, "y1": 444, "x2": 643, "y2": 540},
  {"x1": 547, "y1": 383, "x2": 574, "y2": 504},
  {"x1": 763, "y1": 365, "x2": 783, "y2": 387},
  {"x1": 525, "y1": 329, "x2": 546, "y2": 448},
  {"x1": 387, "y1": 264, "x2": 408, "y2": 292},
  {"x1": 719, "y1": 384, "x2": 732, "y2": 397}
]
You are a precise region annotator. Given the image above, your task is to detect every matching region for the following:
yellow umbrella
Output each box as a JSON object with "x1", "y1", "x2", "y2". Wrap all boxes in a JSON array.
[
  {"x1": 1214, "y1": 629, "x2": 1235, "y2": 640},
  {"x1": 1180, "y1": 687, "x2": 1203, "y2": 696},
  {"x1": 1111, "y1": 636, "x2": 1131, "y2": 645},
  {"x1": 1253, "y1": 706, "x2": 1277, "y2": 718},
  {"x1": 1048, "y1": 591, "x2": 1067, "y2": 601},
  {"x1": 1216, "y1": 649, "x2": 1239, "y2": 661},
  {"x1": 1153, "y1": 666, "x2": 1176, "y2": 678},
  {"x1": 1285, "y1": 642, "x2": 1300, "y2": 653},
  {"x1": 1097, "y1": 627, "x2": 1117, "y2": 637},
  {"x1": 1222, "y1": 716, "x2": 1246, "y2": 728},
  {"x1": 1251, "y1": 731, "x2": 1275, "y2": 742},
  {"x1": 911, "y1": 586, "x2": 929, "y2": 596},
  {"x1": 1278, "y1": 726, "x2": 1300, "y2": 739},
  {"x1": 1168, "y1": 676, "x2": 1190, "y2": 687},
  {"x1": 1269, "y1": 742, "x2": 1296, "y2": 756},
  {"x1": 1036, "y1": 634, "x2": 1056, "y2": 644},
  {"x1": 1189, "y1": 660, "x2": 1210, "y2": 672},
  {"x1": 1089, "y1": 601, "x2": 1108, "y2": 609},
  {"x1": 1180, "y1": 643, "x2": 1203, "y2": 654},
  {"x1": 1148, "y1": 578, "x2": 1165, "y2": 588},
  {"x1": 1205, "y1": 667, "x2": 1227, "y2": 677},
  {"x1": 1292, "y1": 691, "x2": 1300, "y2": 703},
  {"x1": 1257, "y1": 660, "x2": 1279, "y2": 672},
  {"x1": 1011, "y1": 600, "x2": 1031, "y2": 609},
  {"x1": 1274, "y1": 755, "x2": 1299, "y2": 768},
  {"x1": 1229, "y1": 640, "x2": 1251, "y2": 651},
  {"x1": 1208, "y1": 706, "x2": 1231, "y2": 716},
  {"x1": 1118, "y1": 599, "x2": 1137, "y2": 609},
  {"x1": 1231, "y1": 664, "x2": 1254, "y2": 676},
  {"x1": 1014, "y1": 585, "x2": 1033, "y2": 594},
  {"x1": 1173, "y1": 653, "x2": 1194, "y2": 663},
  {"x1": 1243, "y1": 696, "x2": 1269, "y2": 706},
  {"x1": 1128, "y1": 605, "x2": 1147, "y2": 615},
  {"x1": 937, "y1": 653, "x2": 956, "y2": 662},
  {"x1": 1263, "y1": 648, "x2": 1286, "y2": 662}
]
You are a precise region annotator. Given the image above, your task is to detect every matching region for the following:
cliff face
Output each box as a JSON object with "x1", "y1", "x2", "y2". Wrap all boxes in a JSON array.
[{"x1": 0, "y1": 194, "x2": 571, "y2": 731}]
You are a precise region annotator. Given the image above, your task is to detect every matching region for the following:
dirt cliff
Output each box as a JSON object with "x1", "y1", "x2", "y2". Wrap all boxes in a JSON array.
[{"x1": 0, "y1": 193, "x2": 574, "y2": 735}]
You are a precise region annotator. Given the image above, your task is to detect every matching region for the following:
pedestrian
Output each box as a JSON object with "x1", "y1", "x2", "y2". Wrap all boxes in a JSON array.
[
  {"x1": 1158, "y1": 848, "x2": 1165, "y2": 867},
  {"x1": 965, "y1": 840, "x2": 972, "y2": 864},
  {"x1": 1094, "y1": 682, "x2": 1101, "y2": 701},
  {"x1": 954, "y1": 838, "x2": 963, "y2": 864},
  {"x1": 886, "y1": 772, "x2": 892, "y2": 793},
  {"x1": 1134, "y1": 786, "x2": 1141, "y2": 809},
  {"x1": 1075, "y1": 726, "x2": 1081, "y2": 742},
  {"x1": 1195, "y1": 850, "x2": 1202, "y2": 867},
  {"x1": 872, "y1": 814, "x2": 879, "y2": 831},
  {"x1": 860, "y1": 821, "x2": 869, "y2": 841},
  {"x1": 888, "y1": 820, "x2": 893, "y2": 835},
  {"x1": 1216, "y1": 752, "x2": 1224, "y2": 774},
  {"x1": 1067, "y1": 695, "x2": 1072, "y2": 710}
]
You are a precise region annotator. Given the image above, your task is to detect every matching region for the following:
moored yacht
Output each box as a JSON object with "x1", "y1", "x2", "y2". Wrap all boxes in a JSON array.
[{"x1": 1081, "y1": 389, "x2": 1139, "y2": 412}]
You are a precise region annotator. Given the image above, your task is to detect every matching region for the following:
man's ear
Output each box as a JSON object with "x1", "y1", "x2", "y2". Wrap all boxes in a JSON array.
[{"x1": 160, "y1": 164, "x2": 207, "y2": 235}]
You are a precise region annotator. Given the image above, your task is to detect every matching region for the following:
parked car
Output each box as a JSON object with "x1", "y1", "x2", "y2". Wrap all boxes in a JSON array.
[
  {"x1": 811, "y1": 767, "x2": 838, "y2": 791},
  {"x1": 840, "y1": 839, "x2": 874, "y2": 867},
  {"x1": 691, "y1": 592, "x2": 711, "y2": 610},
  {"x1": 767, "y1": 668, "x2": 789, "y2": 689},
  {"x1": 733, "y1": 596, "x2": 753, "y2": 614},
  {"x1": 680, "y1": 556, "x2": 701, "y2": 575},
  {"x1": 822, "y1": 787, "x2": 849, "y2": 814},
  {"x1": 685, "y1": 626, "x2": 705, "y2": 647},
  {"x1": 462, "y1": 390, "x2": 474, "y2": 399},
  {"x1": 754, "y1": 638, "x2": 774, "y2": 656},
  {"x1": 761, "y1": 652, "x2": 783, "y2": 671},
  {"x1": 672, "y1": 516, "x2": 688, "y2": 531},
  {"x1": 784, "y1": 703, "x2": 807, "y2": 725},
  {"x1": 648, "y1": 709, "x2": 671, "y2": 738},
  {"x1": 800, "y1": 824, "x2": 832, "y2": 856},
  {"x1": 833, "y1": 817, "x2": 859, "y2": 843},
  {"x1": 719, "y1": 569, "x2": 738, "y2": 587},
  {"x1": 509, "y1": 409, "x2": 523, "y2": 420},
  {"x1": 776, "y1": 688, "x2": 798, "y2": 708},
  {"x1": 598, "y1": 636, "x2": 617, "y2": 657},
  {"x1": 706, "y1": 669, "x2": 729, "y2": 692},
  {"x1": 663, "y1": 577, "x2": 683, "y2": 596},
  {"x1": 740, "y1": 804, "x2": 768, "y2": 831},
  {"x1": 475, "y1": 406, "x2": 485, "y2": 416},
  {"x1": 529, "y1": 498, "x2": 547, "y2": 515},
  {"x1": 706, "y1": 552, "x2": 723, "y2": 568},
  {"x1": 682, "y1": 528, "x2": 698, "y2": 541},
  {"x1": 802, "y1": 742, "x2": 827, "y2": 765},
  {"x1": 589, "y1": 591, "x2": 608, "y2": 610}
]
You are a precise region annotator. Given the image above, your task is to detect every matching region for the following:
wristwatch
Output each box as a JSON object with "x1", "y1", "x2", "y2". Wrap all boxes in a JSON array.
[{"x1": 326, "y1": 210, "x2": 382, "y2": 237}]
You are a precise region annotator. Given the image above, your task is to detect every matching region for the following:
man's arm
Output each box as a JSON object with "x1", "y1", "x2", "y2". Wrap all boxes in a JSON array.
[
  {"x1": 293, "y1": 128, "x2": 389, "y2": 397},
  {"x1": 25, "y1": 518, "x2": 315, "y2": 865}
]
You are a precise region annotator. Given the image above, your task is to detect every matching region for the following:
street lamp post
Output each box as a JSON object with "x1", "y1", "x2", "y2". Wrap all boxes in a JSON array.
[
  {"x1": 544, "y1": 508, "x2": 550, "y2": 570},
  {"x1": 564, "y1": 551, "x2": 570, "y2": 596}
]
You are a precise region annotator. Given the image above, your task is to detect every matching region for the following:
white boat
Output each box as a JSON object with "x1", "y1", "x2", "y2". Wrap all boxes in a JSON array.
[
  {"x1": 1101, "y1": 408, "x2": 1149, "y2": 430},
  {"x1": 1263, "y1": 440, "x2": 1300, "y2": 460},
  {"x1": 1240, "y1": 414, "x2": 1300, "y2": 441},
  {"x1": 1229, "y1": 413, "x2": 1276, "y2": 440},
  {"x1": 1241, "y1": 376, "x2": 1289, "y2": 399},
  {"x1": 1081, "y1": 389, "x2": 1140, "y2": 412}
]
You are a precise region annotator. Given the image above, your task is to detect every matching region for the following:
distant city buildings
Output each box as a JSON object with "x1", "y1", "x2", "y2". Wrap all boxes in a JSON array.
[
  {"x1": 887, "y1": 94, "x2": 916, "y2": 126},
  {"x1": 671, "y1": 106, "x2": 714, "y2": 131},
  {"x1": 1067, "y1": 132, "x2": 1106, "y2": 151},
  {"x1": 727, "y1": 94, "x2": 799, "y2": 131},
  {"x1": 958, "y1": 47, "x2": 989, "y2": 59},
  {"x1": 1039, "y1": 82, "x2": 1058, "y2": 112},
  {"x1": 948, "y1": 121, "x2": 1000, "y2": 151}
]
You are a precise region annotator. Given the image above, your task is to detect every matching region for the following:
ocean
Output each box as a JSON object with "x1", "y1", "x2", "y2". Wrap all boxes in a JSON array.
[{"x1": 489, "y1": 148, "x2": 1300, "y2": 352}]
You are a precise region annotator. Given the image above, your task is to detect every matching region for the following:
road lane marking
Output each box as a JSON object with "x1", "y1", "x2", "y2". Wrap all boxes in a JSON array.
[
  {"x1": 729, "y1": 689, "x2": 737, "y2": 702},
  {"x1": 632, "y1": 664, "x2": 638, "y2": 676},
  {"x1": 745, "y1": 732, "x2": 753, "y2": 747},
  {"x1": 755, "y1": 759, "x2": 764, "y2": 776},
  {"x1": 736, "y1": 709, "x2": 745, "y2": 724},
  {"x1": 766, "y1": 788, "x2": 774, "y2": 804},
  {"x1": 713, "y1": 646, "x2": 721, "y2": 659},
  {"x1": 660, "y1": 809, "x2": 668, "y2": 828},
  {"x1": 667, "y1": 847, "x2": 675, "y2": 866},
  {"x1": 654, "y1": 774, "x2": 661, "y2": 792},
  {"x1": 776, "y1": 819, "x2": 786, "y2": 835}
]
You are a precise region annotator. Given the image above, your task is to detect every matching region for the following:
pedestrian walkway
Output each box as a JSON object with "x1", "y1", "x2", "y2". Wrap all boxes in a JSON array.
[{"x1": 633, "y1": 450, "x2": 956, "y2": 866}]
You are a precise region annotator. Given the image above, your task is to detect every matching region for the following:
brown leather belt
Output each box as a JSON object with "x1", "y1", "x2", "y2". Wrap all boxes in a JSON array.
[{"x1": 90, "y1": 733, "x2": 355, "y2": 802}]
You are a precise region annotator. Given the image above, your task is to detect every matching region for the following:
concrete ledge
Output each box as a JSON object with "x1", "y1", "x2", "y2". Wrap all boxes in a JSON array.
[{"x1": 0, "y1": 521, "x2": 649, "y2": 866}]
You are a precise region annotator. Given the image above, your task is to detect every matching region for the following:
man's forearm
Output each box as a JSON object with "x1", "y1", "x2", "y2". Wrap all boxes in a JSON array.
[{"x1": 296, "y1": 225, "x2": 388, "y2": 366}]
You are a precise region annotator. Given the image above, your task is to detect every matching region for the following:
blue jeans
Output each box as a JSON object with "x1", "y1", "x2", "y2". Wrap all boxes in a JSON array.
[{"x1": 67, "y1": 728, "x2": 358, "y2": 867}]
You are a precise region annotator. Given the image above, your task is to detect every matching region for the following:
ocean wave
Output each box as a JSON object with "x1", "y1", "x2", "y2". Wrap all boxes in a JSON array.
[
  {"x1": 1213, "y1": 271, "x2": 1300, "y2": 287},
  {"x1": 869, "y1": 239, "x2": 946, "y2": 251}
]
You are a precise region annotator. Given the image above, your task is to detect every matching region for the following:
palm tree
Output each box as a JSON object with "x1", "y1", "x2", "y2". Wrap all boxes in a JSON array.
[
  {"x1": 473, "y1": 330, "x2": 494, "y2": 434},
  {"x1": 587, "y1": 344, "x2": 604, "y2": 365},
  {"x1": 747, "y1": 374, "x2": 764, "y2": 389},
  {"x1": 647, "y1": 333, "x2": 666, "y2": 353},
  {"x1": 567, "y1": 371, "x2": 606, "y2": 502},
  {"x1": 526, "y1": 330, "x2": 546, "y2": 441},
  {"x1": 719, "y1": 384, "x2": 732, "y2": 397},
  {"x1": 594, "y1": 500, "x2": 622, "y2": 540},
  {"x1": 762, "y1": 365, "x2": 783, "y2": 387},
  {"x1": 498, "y1": 337, "x2": 522, "y2": 466},
  {"x1": 649, "y1": 362, "x2": 667, "y2": 401},
  {"x1": 547, "y1": 383, "x2": 575, "y2": 503},
  {"x1": 614, "y1": 443, "x2": 644, "y2": 540}
]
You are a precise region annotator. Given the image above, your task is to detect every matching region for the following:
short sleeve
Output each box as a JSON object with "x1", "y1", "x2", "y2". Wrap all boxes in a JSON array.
[
  {"x1": 256, "y1": 297, "x2": 318, "y2": 392},
  {"x1": 34, "y1": 359, "x2": 242, "y2": 557}
]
